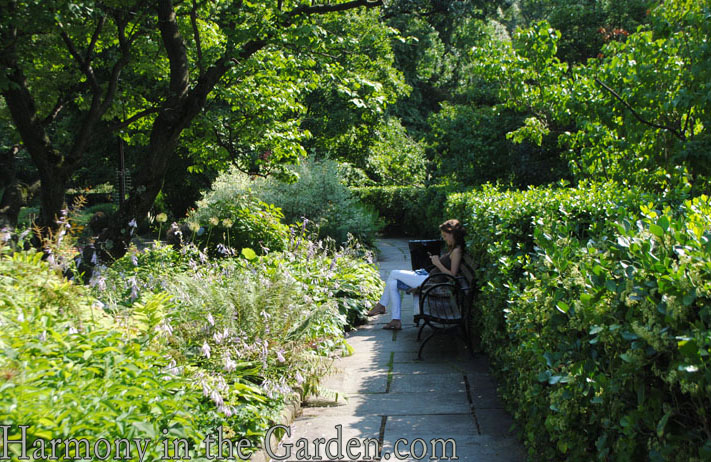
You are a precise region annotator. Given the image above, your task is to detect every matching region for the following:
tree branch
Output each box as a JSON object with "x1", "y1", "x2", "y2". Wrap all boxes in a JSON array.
[
  {"x1": 85, "y1": 16, "x2": 106, "y2": 63},
  {"x1": 191, "y1": 0, "x2": 205, "y2": 75},
  {"x1": 42, "y1": 98, "x2": 66, "y2": 126},
  {"x1": 288, "y1": 0, "x2": 382, "y2": 17},
  {"x1": 58, "y1": 26, "x2": 100, "y2": 91},
  {"x1": 595, "y1": 77, "x2": 685, "y2": 141},
  {"x1": 110, "y1": 107, "x2": 161, "y2": 131},
  {"x1": 157, "y1": 0, "x2": 190, "y2": 98}
]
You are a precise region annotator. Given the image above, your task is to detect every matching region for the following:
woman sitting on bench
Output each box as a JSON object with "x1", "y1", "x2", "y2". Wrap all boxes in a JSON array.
[{"x1": 367, "y1": 219, "x2": 466, "y2": 330}]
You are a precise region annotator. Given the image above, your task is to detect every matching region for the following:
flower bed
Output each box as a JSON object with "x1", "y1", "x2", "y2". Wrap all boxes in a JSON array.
[{"x1": 1, "y1": 232, "x2": 382, "y2": 460}]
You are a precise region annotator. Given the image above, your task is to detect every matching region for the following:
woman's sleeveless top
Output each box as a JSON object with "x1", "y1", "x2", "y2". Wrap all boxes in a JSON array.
[{"x1": 429, "y1": 247, "x2": 460, "y2": 276}]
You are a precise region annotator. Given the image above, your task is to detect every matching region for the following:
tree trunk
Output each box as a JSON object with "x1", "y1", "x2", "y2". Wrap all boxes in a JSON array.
[{"x1": 0, "y1": 145, "x2": 42, "y2": 228}]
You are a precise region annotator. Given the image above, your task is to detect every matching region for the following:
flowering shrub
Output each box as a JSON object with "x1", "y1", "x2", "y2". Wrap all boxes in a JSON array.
[
  {"x1": 184, "y1": 167, "x2": 289, "y2": 255},
  {"x1": 90, "y1": 231, "x2": 382, "y2": 435},
  {"x1": 0, "y1": 248, "x2": 207, "y2": 461},
  {"x1": 1, "y1": 210, "x2": 383, "y2": 458}
]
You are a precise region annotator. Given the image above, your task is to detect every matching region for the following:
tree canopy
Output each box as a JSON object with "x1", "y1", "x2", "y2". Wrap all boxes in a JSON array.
[{"x1": 1, "y1": 0, "x2": 392, "y2": 254}]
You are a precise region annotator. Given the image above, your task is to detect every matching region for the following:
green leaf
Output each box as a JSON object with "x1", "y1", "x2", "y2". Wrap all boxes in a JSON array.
[
  {"x1": 556, "y1": 301, "x2": 570, "y2": 313},
  {"x1": 678, "y1": 339, "x2": 698, "y2": 358},
  {"x1": 241, "y1": 247, "x2": 257, "y2": 260},
  {"x1": 620, "y1": 353, "x2": 634, "y2": 363},
  {"x1": 649, "y1": 224, "x2": 664, "y2": 238},
  {"x1": 132, "y1": 421, "x2": 156, "y2": 439},
  {"x1": 658, "y1": 216, "x2": 670, "y2": 232},
  {"x1": 656, "y1": 411, "x2": 671, "y2": 437}
]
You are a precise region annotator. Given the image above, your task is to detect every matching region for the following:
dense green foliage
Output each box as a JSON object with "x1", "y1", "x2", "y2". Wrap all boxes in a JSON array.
[
  {"x1": 448, "y1": 184, "x2": 711, "y2": 461},
  {"x1": 4, "y1": 0, "x2": 711, "y2": 459},
  {"x1": 195, "y1": 159, "x2": 381, "y2": 246},
  {"x1": 0, "y1": 0, "x2": 400, "y2": 249},
  {"x1": 185, "y1": 168, "x2": 289, "y2": 254},
  {"x1": 351, "y1": 185, "x2": 454, "y2": 237},
  {"x1": 473, "y1": 1, "x2": 711, "y2": 189},
  {"x1": 0, "y1": 249, "x2": 208, "y2": 461},
  {"x1": 256, "y1": 158, "x2": 381, "y2": 245},
  {"x1": 1, "y1": 224, "x2": 383, "y2": 459}
]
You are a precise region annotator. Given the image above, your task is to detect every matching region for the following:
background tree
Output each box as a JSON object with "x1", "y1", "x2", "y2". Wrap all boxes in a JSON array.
[
  {"x1": 0, "y1": 0, "x2": 391, "y2": 257},
  {"x1": 470, "y1": 1, "x2": 711, "y2": 190}
]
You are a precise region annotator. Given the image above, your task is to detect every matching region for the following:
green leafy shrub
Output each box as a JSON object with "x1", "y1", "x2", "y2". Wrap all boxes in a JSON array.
[
  {"x1": 255, "y1": 158, "x2": 382, "y2": 245},
  {"x1": 0, "y1": 249, "x2": 207, "y2": 461},
  {"x1": 365, "y1": 118, "x2": 427, "y2": 186},
  {"x1": 94, "y1": 233, "x2": 383, "y2": 406},
  {"x1": 352, "y1": 185, "x2": 456, "y2": 237},
  {"x1": 185, "y1": 167, "x2": 289, "y2": 254},
  {"x1": 447, "y1": 183, "x2": 711, "y2": 461}
]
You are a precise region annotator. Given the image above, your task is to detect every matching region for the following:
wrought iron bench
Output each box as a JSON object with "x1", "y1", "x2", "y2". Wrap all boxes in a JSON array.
[{"x1": 413, "y1": 253, "x2": 477, "y2": 360}]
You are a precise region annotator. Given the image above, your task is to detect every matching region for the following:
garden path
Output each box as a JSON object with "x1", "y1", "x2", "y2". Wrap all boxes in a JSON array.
[{"x1": 275, "y1": 238, "x2": 526, "y2": 461}]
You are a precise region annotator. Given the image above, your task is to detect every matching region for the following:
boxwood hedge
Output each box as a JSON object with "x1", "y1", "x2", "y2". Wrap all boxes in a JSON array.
[{"x1": 447, "y1": 183, "x2": 711, "y2": 461}]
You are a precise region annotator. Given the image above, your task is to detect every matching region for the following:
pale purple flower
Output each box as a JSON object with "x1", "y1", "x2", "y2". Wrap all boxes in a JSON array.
[
  {"x1": 156, "y1": 321, "x2": 174, "y2": 337},
  {"x1": 218, "y1": 406, "x2": 233, "y2": 417},
  {"x1": 165, "y1": 359, "x2": 180, "y2": 375},
  {"x1": 17, "y1": 312, "x2": 25, "y2": 322},
  {"x1": 213, "y1": 328, "x2": 229, "y2": 344},
  {"x1": 68, "y1": 326, "x2": 78, "y2": 334},
  {"x1": 206, "y1": 313, "x2": 215, "y2": 327},
  {"x1": 276, "y1": 350, "x2": 286, "y2": 363},
  {"x1": 262, "y1": 379, "x2": 274, "y2": 399},
  {"x1": 201, "y1": 341, "x2": 211, "y2": 358},
  {"x1": 0, "y1": 228, "x2": 11, "y2": 244},
  {"x1": 89, "y1": 272, "x2": 106, "y2": 292},
  {"x1": 128, "y1": 218, "x2": 138, "y2": 228},
  {"x1": 210, "y1": 389, "x2": 224, "y2": 407},
  {"x1": 295, "y1": 371, "x2": 304, "y2": 385},
  {"x1": 216, "y1": 244, "x2": 230, "y2": 256},
  {"x1": 39, "y1": 331, "x2": 47, "y2": 342},
  {"x1": 128, "y1": 277, "x2": 139, "y2": 301},
  {"x1": 224, "y1": 356, "x2": 237, "y2": 372}
]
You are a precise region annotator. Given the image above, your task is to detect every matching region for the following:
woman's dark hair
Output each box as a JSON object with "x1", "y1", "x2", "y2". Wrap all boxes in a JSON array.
[{"x1": 439, "y1": 219, "x2": 466, "y2": 250}]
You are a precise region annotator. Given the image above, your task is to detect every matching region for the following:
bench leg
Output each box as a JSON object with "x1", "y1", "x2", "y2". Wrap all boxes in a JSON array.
[
  {"x1": 417, "y1": 323, "x2": 427, "y2": 341},
  {"x1": 459, "y1": 323, "x2": 475, "y2": 358},
  {"x1": 417, "y1": 329, "x2": 438, "y2": 360}
]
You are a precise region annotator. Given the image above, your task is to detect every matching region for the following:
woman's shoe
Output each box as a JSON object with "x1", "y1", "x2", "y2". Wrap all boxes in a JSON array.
[
  {"x1": 383, "y1": 320, "x2": 402, "y2": 330},
  {"x1": 366, "y1": 303, "x2": 386, "y2": 316}
]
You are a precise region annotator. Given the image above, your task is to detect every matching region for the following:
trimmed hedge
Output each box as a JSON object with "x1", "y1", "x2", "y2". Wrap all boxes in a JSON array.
[
  {"x1": 351, "y1": 185, "x2": 457, "y2": 237},
  {"x1": 447, "y1": 183, "x2": 711, "y2": 461}
]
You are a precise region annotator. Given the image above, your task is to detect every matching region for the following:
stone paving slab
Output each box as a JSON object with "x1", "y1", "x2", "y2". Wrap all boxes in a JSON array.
[
  {"x1": 273, "y1": 238, "x2": 527, "y2": 461},
  {"x1": 319, "y1": 368, "x2": 389, "y2": 395},
  {"x1": 302, "y1": 391, "x2": 471, "y2": 417},
  {"x1": 389, "y1": 373, "x2": 467, "y2": 393}
]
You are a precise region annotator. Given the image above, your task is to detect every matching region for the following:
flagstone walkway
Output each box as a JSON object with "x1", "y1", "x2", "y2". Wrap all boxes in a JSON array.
[{"x1": 275, "y1": 238, "x2": 527, "y2": 461}]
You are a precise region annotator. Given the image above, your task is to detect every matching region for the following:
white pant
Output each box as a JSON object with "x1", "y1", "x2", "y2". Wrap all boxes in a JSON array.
[{"x1": 378, "y1": 270, "x2": 428, "y2": 320}]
